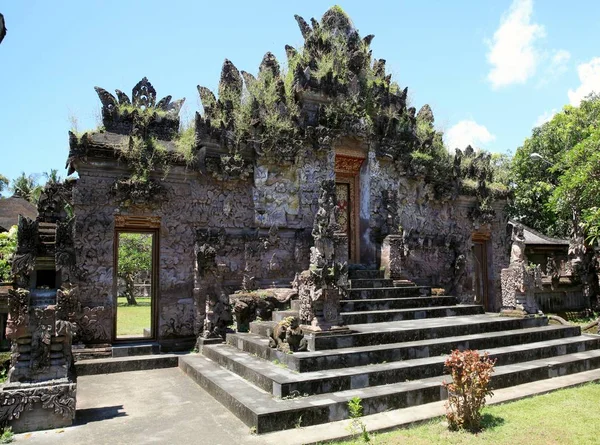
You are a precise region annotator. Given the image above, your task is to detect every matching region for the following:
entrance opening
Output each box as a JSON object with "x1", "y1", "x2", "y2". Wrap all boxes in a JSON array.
[
  {"x1": 115, "y1": 231, "x2": 155, "y2": 340},
  {"x1": 334, "y1": 149, "x2": 365, "y2": 263},
  {"x1": 472, "y1": 240, "x2": 489, "y2": 310}
]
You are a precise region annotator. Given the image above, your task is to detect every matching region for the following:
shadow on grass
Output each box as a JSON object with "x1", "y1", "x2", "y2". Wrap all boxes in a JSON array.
[
  {"x1": 479, "y1": 413, "x2": 505, "y2": 430},
  {"x1": 74, "y1": 405, "x2": 127, "y2": 425}
]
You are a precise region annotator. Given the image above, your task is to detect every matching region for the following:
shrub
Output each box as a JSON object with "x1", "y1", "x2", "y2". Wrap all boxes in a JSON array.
[
  {"x1": 442, "y1": 349, "x2": 496, "y2": 431},
  {"x1": 347, "y1": 396, "x2": 370, "y2": 442}
]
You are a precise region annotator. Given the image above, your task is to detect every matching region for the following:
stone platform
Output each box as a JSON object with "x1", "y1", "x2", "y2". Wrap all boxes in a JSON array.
[{"x1": 179, "y1": 269, "x2": 600, "y2": 433}]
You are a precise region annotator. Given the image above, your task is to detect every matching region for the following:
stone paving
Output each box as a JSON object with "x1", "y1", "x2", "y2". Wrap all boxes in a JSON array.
[
  {"x1": 15, "y1": 363, "x2": 600, "y2": 445},
  {"x1": 15, "y1": 368, "x2": 264, "y2": 445}
]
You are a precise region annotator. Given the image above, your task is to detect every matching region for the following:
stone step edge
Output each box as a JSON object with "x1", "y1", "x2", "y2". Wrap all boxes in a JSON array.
[
  {"x1": 341, "y1": 304, "x2": 481, "y2": 315},
  {"x1": 258, "y1": 367, "x2": 600, "y2": 445},
  {"x1": 228, "y1": 324, "x2": 581, "y2": 370},
  {"x1": 76, "y1": 353, "x2": 183, "y2": 376},
  {"x1": 349, "y1": 286, "x2": 430, "y2": 292},
  {"x1": 340, "y1": 296, "x2": 457, "y2": 304},
  {"x1": 250, "y1": 316, "x2": 550, "y2": 349},
  {"x1": 179, "y1": 349, "x2": 600, "y2": 433},
  {"x1": 205, "y1": 335, "x2": 600, "y2": 395}
]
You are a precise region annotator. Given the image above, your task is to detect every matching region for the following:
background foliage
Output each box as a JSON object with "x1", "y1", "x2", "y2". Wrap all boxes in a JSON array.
[{"x1": 510, "y1": 94, "x2": 600, "y2": 240}]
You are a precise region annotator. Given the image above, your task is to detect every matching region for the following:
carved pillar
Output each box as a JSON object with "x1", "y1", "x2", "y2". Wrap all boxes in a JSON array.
[
  {"x1": 297, "y1": 180, "x2": 349, "y2": 336},
  {"x1": 501, "y1": 223, "x2": 543, "y2": 314},
  {"x1": 380, "y1": 235, "x2": 404, "y2": 280},
  {"x1": 193, "y1": 229, "x2": 231, "y2": 351}
]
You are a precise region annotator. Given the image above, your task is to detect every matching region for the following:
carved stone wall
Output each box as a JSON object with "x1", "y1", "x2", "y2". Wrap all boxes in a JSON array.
[
  {"x1": 370, "y1": 154, "x2": 508, "y2": 308},
  {"x1": 72, "y1": 161, "x2": 318, "y2": 347}
]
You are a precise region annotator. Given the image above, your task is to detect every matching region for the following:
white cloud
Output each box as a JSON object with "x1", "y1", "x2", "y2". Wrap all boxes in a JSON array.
[
  {"x1": 487, "y1": 0, "x2": 546, "y2": 89},
  {"x1": 568, "y1": 57, "x2": 600, "y2": 105},
  {"x1": 445, "y1": 120, "x2": 496, "y2": 151},
  {"x1": 537, "y1": 49, "x2": 570, "y2": 87},
  {"x1": 534, "y1": 109, "x2": 556, "y2": 127}
]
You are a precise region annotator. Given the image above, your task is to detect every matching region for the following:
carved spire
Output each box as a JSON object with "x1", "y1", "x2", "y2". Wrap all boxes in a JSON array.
[
  {"x1": 259, "y1": 52, "x2": 280, "y2": 79},
  {"x1": 218, "y1": 59, "x2": 243, "y2": 101},
  {"x1": 285, "y1": 44, "x2": 298, "y2": 61},
  {"x1": 131, "y1": 77, "x2": 157, "y2": 109},
  {"x1": 240, "y1": 71, "x2": 256, "y2": 90},
  {"x1": 197, "y1": 86, "x2": 217, "y2": 119},
  {"x1": 294, "y1": 14, "x2": 312, "y2": 39},
  {"x1": 94, "y1": 87, "x2": 117, "y2": 111}
]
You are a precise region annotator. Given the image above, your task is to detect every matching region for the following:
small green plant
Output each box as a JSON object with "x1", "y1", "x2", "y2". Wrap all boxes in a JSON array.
[
  {"x1": 347, "y1": 396, "x2": 370, "y2": 442},
  {"x1": 249, "y1": 426, "x2": 257, "y2": 435},
  {"x1": 443, "y1": 349, "x2": 496, "y2": 432},
  {"x1": 0, "y1": 427, "x2": 13, "y2": 444},
  {"x1": 294, "y1": 414, "x2": 303, "y2": 429},
  {"x1": 272, "y1": 359, "x2": 287, "y2": 369}
]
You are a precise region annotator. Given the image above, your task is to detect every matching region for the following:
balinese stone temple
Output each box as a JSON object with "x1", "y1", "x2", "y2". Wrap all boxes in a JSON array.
[{"x1": 4, "y1": 6, "x2": 600, "y2": 435}]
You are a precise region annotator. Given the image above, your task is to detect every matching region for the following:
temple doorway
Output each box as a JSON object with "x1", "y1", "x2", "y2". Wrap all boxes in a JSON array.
[
  {"x1": 472, "y1": 232, "x2": 491, "y2": 310},
  {"x1": 113, "y1": 216, "x2": 160, "y2": 341},
  {"x1": 335, "y1": 150, "x2": 365, "y2": 263}
]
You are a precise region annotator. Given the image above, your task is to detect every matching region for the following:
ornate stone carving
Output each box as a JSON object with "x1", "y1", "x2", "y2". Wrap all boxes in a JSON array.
[
  {"x1": 510, "y1": 223, "x2": 526, "y2": 263},
  {"x1": 11, "y1": 216, "x2": 38, "y2": 281},
  {"x1": 111, "y1": 177, "x2": 167, "y2": 209},
  {"x1": 0, "y1": 383, "x2": 76, "y2": 424},
  {"x1": 6, "y1": 288, "x2": 30, "y2": 340},
  {"x1": 268, "y1": 316, "x2": 307, "y2": 353},
  {"x1": 194, "y1": 229, "x2": 231, "y2": 341},
  {"x1": 94, "y1": 77, "x2": 185, "y2": 139},
  {"x1": 55, "y1": 218, "x2": 76, "y2": 270},
  {"x1": 297, "y1": 180, "x2": 347, "y2": 331},
  {"x1": 77, "y1": 306, "x2": 111, "y2": 343}
]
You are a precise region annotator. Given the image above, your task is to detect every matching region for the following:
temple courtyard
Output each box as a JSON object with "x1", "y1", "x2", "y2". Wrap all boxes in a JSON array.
[{"x1": 14, "y1": 366, "x2": 600, "y2": 445}]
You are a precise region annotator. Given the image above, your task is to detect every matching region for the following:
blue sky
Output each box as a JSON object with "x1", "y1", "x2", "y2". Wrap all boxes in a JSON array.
[{"x1": 1, "y1": 0, "x2": 599, "y2": 191}]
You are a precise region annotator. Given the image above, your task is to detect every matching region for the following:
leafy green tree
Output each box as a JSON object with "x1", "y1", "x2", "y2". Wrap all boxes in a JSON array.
[
  {"x1": 510, "y1": 94, "x2": 600, "y2": 238},
  {"x1": 0, "y1": 174, "x2": 8, "y2": 194},
  {"x1": 117, "y1": 233, "x2": 152, "y2": 306},
  {"x1": 43, "y1": 169, "x2": 61, "y2": 184},
  {"x1": 0, "y1": 226, "x2": 17, "y2": 282},
  {"x1": 10, "y1": 172, "x2": 42, "y2": 204}
]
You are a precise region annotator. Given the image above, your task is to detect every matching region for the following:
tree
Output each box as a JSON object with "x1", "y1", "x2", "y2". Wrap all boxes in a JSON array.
[
  {"x1": 10, "y1": 172, "x2": 42, "y2": 204},
  {"x1": 0, "y1": 174, "x2": 8, "y2": 193},
  {"x1": 117, "y1": 233, "x2": 152, "y2": 306},
  {"x1": 0, "y1": 226, "x2": 17, "y2": 282},
  {"x1": 43, "y1": 169, "x2": 61, "y2": 184},
  {"x1": 510, "y1": 94, "x2": 600, "y2": 238}
]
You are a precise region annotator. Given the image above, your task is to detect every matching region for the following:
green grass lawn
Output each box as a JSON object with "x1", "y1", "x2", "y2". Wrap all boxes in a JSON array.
[
  {"x1": 333, "y1": 383, "x2": 600, "y2": 445},
  {"x1": 116, "y1": 296, "x2": 151, "y2": 338}
]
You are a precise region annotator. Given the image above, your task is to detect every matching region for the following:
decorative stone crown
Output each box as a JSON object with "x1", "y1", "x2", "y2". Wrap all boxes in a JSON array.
[{"x1": 95, "y1": 77, "x2": 185, "y2": 140}]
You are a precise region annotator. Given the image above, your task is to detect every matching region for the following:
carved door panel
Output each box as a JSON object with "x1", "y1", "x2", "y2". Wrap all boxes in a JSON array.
[
  {"x1": 334, "y1": 152, "x2": 365, "y2": 264},
  {"x1": 472, "y1": 241, "x2": 489, "y2": 310},
  {"x1": 335, "y1": 181, "x2": 352, "y2": 260}
]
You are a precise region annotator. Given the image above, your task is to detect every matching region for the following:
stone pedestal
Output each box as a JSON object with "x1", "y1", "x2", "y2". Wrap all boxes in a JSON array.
[
  {"x1": 300, "y1": 326, "x2": 352, "y2": 352},
  {"x1": 501, "y1": 263, "x2": 542, "y2": 315},
  {"x1": 380, "y1": 235, "x2": 404, "y2": 279},
  {"x1": 0, "y1": 381, "x2": 76, "y2": 433},
  {"x1": 2, "y1": 288, "x2": 77, "y2": 433}
]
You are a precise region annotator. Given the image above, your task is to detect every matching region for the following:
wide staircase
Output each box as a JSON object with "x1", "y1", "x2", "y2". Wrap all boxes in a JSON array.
[{"x1": 180, "y1": 269, "x2": 600, "y2": 434}]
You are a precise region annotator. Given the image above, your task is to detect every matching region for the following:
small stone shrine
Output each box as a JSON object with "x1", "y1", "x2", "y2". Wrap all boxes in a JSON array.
[{"x1": 1, "y1": 181, "x2": 77, "y2": 432}]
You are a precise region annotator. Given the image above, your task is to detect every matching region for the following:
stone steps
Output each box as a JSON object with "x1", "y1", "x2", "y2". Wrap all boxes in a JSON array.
[
  {"x1": 340, "y1": 305, "x2": 485, "y2": 324},
  {"x1": 180, "y1": 347, "x2": 600, "y2": 433},
  {"x1": 348, "y1": 270, "x2": 384, "y2": 279},
  {"x1": 348, "y1": 286, "x2": 431, "y2": 299},
  {"x1": 202, "y1": 334, "x2": 600, "y2": 398},
  {"x1": 76, "y1": 353, "x2": 181, "y2": 376},
  {"x1": 180, "y1": 262, "x2": 600, "y2": 435},
  {"x1": 250, "y1": 315, "x2": 548, "y2": 350},
  {"x1": 340, "y1": 296, "x2": 458, "y2": 312},
  {"x1": 348, "y1": 278, "x2": 394, "y2": 288},
  {"x1": 227, "y1": 325, "x2": 582, "y2": 372}
]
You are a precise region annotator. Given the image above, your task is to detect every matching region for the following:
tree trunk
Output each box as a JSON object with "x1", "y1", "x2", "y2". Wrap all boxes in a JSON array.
[{"x1": 124, "y1": 275, "x2": 138, "y2": 306}]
